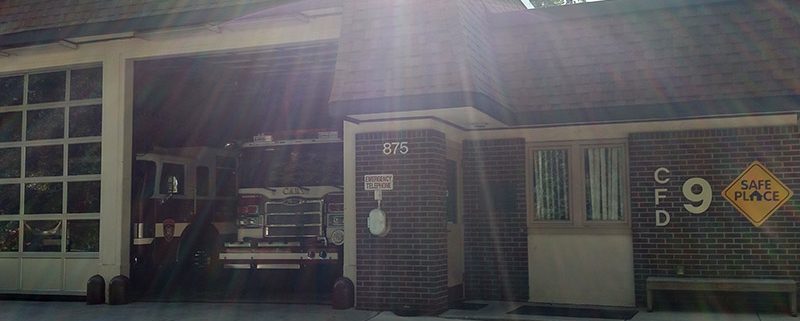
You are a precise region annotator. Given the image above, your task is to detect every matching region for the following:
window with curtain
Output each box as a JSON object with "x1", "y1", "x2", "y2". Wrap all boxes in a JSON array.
[
  {"x1": 529, "y1": 142, "x2": 628, "y2": 226},
  {"x1": 533, "y1": 149, "x2": 569, "y2": 220},
  {"x1": 584, "y1": 146, "x2": 625, "y2": 221}
]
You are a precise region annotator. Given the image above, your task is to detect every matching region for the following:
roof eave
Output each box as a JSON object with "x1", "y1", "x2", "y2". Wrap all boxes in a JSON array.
[
  {"x1": 0, "y1": 0, "x2": 294, "y2": 50},
  {"x1": 489, "y1": 0, "x2": 736, "y2": 28}
]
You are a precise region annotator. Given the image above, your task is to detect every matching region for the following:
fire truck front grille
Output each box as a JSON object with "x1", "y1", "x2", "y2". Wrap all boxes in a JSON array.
[
  {"x1": 266, "y1": 214, "x2": 321, "y2": 225},
  {"x1": 263, "y1": 198, "x2": 323, "y2": 238},
  {"x1": 265, "y1": 201, "x2": 321, "y2": 214},
  {"x1": 265, "y1": 226, "x2": 322, "y2": 238}
]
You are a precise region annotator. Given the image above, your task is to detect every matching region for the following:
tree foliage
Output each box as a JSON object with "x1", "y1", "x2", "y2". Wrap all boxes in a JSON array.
[{"x1": 528, "y1": 0, "x2": 589, "y2": 9}]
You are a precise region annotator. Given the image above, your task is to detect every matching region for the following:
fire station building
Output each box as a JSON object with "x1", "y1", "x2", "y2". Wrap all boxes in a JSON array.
[{"x1": 1, "y1": 0, "x2": 800, "y2": 314}]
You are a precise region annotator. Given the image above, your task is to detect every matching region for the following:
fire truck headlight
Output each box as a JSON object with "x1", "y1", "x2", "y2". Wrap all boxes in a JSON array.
[
  {"x1": 329, "y1": 229, "x2": 344, "y2": 246},
  {"x1": 238, "y1": 217, "x2": 258, "y2": 227}
]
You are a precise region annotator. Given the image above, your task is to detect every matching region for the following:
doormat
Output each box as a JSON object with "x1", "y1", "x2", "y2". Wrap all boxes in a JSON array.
[
  {"x1": 508, "y1": 305, "x2": 638, "y2": 320},
  {"x1": 449, "y1": 302, "x2": 488, "y2": 310}
]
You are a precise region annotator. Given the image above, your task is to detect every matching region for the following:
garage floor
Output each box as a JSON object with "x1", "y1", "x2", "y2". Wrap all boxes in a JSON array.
[
  {"x1": 133, "y1": 268, "x2": 336, "y2": 304},
  {"x1": 0, "y1": 301, "x2": 375, "y2": 321}
]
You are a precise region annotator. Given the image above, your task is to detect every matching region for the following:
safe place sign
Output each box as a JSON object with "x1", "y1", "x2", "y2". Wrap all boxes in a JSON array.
[{"x1": 722, "y1": 161, "x2": 793, "y2": 227}]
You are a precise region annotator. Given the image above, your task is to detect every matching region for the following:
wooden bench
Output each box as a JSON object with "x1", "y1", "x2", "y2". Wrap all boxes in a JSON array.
[{"x1": 646, "y1": 277, "x2": 797, "y2": 316}]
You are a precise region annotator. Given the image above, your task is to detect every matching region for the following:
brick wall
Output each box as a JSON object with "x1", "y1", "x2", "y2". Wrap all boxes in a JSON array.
[
  {"x1": 455, "y1": 1, "x2": 507, "y2": 107},
  {"x1": 629, "y1": 125, "x2": 800, "y2": 305},
  {"x1": 354, "y1": 129, "x2": 448, "y2": 314},
  {"x1": 462, "y1": 138, "x2": 529, "y2": 300}
]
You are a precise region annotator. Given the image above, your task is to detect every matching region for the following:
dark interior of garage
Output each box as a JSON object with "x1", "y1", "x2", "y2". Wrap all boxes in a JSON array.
[
  {"x1": 130, "y1": 41, "x2": 342, "y2": 303},
  {"x1": 133, "y1": 41, "x2": 340, "y2": 152}
]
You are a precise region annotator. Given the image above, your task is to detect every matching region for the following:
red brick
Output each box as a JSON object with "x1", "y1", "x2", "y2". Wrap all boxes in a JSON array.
[{"x1": 630, "y1": 125, "x2": 800, "y2": 306}]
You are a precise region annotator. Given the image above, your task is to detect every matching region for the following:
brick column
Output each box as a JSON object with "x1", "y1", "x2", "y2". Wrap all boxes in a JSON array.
[
  {"x1": 354, "y1": 129, "x2": 448, "y2": 315},
  {"x1": 462, "y1": 138, "x2": 529, "y2": 301}
]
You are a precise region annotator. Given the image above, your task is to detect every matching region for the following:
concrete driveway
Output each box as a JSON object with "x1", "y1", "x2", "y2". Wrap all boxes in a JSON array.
[
  {"x1": 1, "y1": 300, "x2": 796, "y2": 321},
  {"x1": 0, "y1": 301, "x2": 377, "y2": 321}
]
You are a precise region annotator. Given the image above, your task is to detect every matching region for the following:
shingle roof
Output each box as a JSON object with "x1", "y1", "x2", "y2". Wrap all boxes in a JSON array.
[
  {"x1": 0, "y1": 0, "x2": 308, "y2": 49},
  {"x1": 490, "y1": 0, "x2": 800, "y2": 120},
  {"x1": 0, "y1": 0, "x2": 524, "y2": 37},
  {"x1": 0, "y1": 0, "x2": 284, "y2": 35}
]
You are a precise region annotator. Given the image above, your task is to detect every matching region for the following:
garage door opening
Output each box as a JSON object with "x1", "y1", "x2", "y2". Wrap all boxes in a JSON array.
[{"x1": 130, "y1": 41, "x2": 343, "y2": 303}]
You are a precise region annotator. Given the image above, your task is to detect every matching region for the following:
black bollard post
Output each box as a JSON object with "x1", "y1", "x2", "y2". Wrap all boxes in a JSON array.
[
  {"x1": 108, "y1": 275, "x2": 130, "y2": 305},
  {"x1": 331, "y1": 277, "x2": 355, "y2": 309},
  {"x1": 86, "y1": 274, "x2": 105, "y2": 305}
]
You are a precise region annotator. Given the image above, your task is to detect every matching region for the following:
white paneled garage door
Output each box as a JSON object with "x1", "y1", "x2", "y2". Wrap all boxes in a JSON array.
[{"x1": 0, "y1": 66, "x2": 102, "y2": 294}]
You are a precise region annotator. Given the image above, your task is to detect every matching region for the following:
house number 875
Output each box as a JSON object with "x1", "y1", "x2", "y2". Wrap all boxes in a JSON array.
[{"x1": 383, "y1": 142, "x2": 409, "y2": 155}]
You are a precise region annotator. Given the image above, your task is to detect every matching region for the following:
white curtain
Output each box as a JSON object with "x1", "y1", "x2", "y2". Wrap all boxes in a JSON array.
[
  {"x1": 534, "y1": 149, "x2": 569, "y2": 220},
  {"x1": 585, "y1": 146, "x2": 624, "y2": 221}
]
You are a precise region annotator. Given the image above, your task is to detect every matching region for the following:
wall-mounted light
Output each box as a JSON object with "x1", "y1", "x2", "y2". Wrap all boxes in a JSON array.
[
  {"x1": 58, "y1": 40, "x2": 78, "y2": 49},
  {"x1": 64, "y1": 31, "x2": 136, "y2": 45},
  {"x1": 470, "y1": 122, "x2": 489, "y2": 129}
]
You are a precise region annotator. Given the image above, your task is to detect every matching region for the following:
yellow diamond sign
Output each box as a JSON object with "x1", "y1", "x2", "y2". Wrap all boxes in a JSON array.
[{"x1": 722, "y1": 161, "x2": 793, "y2": 227}]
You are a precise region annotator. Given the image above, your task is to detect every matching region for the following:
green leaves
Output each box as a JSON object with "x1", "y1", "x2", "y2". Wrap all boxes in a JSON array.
[{"x1": 527, "y1": 0, "x2": 588, "y2": 9}]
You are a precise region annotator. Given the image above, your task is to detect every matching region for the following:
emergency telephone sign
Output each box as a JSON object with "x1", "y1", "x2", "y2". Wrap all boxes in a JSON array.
[
  {"x1": 364, "y1": 174, "x2": 394, "y2": 191},
  {"x1": 722, "y1": 161, "x2": 793, "y2": 227}
]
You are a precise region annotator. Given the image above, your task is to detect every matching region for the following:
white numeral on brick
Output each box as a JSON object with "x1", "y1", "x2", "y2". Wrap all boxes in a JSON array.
[
  {"x1": 682, "y1": 177, "x2": 712, "y2": 214},
  {"x1": 383, "y1": 142, "x2": 409, "y2": 155}
]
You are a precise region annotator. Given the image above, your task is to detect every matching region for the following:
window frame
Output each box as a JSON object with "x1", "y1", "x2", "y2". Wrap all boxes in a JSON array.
[
  {"x1": 213, "y1": 155, "x2": 237, "y2": 198},
  {"x1": 196, "y1": 166, "x2": 210, "y2": 197},
  {"x1": 528, "y1": 143, "x2": 572, "y2": 226},
  {"x1": 159, "y1": 162, "x2": 186, "y2": 196},
  {"x1": 526, "y1": 139, "x2": 631, "y2": 232}
]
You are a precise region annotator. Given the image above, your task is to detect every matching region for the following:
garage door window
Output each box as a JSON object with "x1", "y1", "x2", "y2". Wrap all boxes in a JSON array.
[
  {"x1": 0, "y1": 148, "x2": 21, "y2": 178},
  {"x1": 0, "y1": 184, "x2": 20, "y2": 214},
  {"x1": 23, "y1": 220, "x2": 61, "y2": 252},
  {"x1": 0, "y1": 66, "x2": 102, "y2": 255},
  {"x1": 26, "y1": 145, "x2": 63, "y2": 177},
  {"x1": 26, "y1": 108, "x2": 64, "y2": 140},
  {"x1": 0, "y1": 75, "x2": 23, "y2": 106},
  {"x1": 67, "y1": 220, "x2": 99, "y2": 252},
  {"x1": 24, "y1": 183, "x2": 63, "y2": 214},
  {"x1": 0, "y1": 112, "x2": 22, "y2": 142},
  {"x1": 0, "y1": 221, "x2": 18, "y2": 251}
]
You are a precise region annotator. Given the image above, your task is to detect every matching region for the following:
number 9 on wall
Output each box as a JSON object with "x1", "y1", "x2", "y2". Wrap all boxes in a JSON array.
[{"x1": 682, "y1": 177, "x2": 712, "y2": 214}]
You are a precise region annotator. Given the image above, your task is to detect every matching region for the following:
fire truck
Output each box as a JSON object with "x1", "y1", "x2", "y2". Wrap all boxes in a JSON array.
[
  {"x1": 130, "y1": 147, "x2": 238, "y2": 291},
  {"x1": 219, "y1": 130, "x2": 344, "y2": 273}
]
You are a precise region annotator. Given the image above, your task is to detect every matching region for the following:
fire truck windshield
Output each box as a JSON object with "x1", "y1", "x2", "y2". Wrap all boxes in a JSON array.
[
  {"x1": 133, "y1": 160, "x2": 156, "y2": 198},
  {"x1": 238, "y1": 143, "x2": 343, "y2": 188}
]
